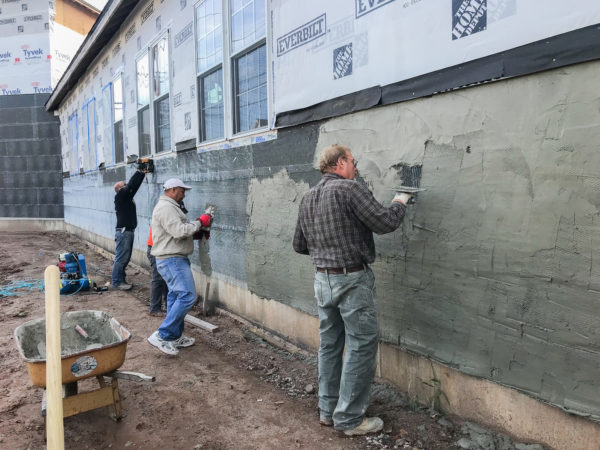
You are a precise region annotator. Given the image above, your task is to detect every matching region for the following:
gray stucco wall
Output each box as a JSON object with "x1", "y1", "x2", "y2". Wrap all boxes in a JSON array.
[
  {"x1": 0, "y1": 94, "x2": 63, "y2": 218},
  {"x1": 63, "y1": 60, "x2": 600, "y2": 421}
]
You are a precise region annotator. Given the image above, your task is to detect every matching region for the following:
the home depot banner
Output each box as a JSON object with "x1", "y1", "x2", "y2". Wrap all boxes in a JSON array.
[{"x1": 271, "y1": 0, "x2": 600, "y2": 115}]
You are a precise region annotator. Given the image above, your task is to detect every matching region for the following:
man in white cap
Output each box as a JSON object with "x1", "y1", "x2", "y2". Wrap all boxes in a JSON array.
[{"x1": 147, "y1": 178, "x2": 206, "y2": 355}]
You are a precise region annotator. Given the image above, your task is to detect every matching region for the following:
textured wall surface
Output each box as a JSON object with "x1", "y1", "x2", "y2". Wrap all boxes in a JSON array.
[
  {"x1": 0, "y1": 94, "x2": 63, "y2": 218},
  {"x1": 62, "y1": 61, "x2": 600, "y2": 421}
]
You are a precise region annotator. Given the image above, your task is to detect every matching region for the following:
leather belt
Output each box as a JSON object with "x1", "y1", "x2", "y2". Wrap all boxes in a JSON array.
[{"x1": 316, "y1": 265, "x2": 366, "y2": 274}]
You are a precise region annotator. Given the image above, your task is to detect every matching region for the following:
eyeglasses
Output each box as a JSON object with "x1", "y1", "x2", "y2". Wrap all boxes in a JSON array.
[{"x1": 340, "y1": 157, "x2": 358, "y2": 168}]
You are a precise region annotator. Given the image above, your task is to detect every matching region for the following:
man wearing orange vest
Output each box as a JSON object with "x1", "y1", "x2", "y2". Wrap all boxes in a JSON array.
[{"x1": 147, "y1": 227, "x2": 167, "y2": 316}]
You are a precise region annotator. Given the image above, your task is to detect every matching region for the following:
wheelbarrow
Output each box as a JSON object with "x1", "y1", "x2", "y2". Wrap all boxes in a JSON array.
[{"x1": 14, "y1": 310, "x2": 154, "y2": 422}]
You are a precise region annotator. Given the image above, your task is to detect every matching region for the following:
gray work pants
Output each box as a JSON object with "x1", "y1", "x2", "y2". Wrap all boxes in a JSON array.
[{"x1": 314, "y1": 267, "x2": 378, "y2": 430}]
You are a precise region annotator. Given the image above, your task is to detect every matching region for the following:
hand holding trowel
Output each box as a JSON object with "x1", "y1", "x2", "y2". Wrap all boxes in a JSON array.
[{"x1": 392, "y1": 164, "x2": 426, "y2": 205}]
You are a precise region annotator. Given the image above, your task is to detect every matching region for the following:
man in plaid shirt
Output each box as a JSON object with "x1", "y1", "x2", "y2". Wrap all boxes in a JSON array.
[{"x1": 293, "y1": 144, "x2": 412, "y2": 436}]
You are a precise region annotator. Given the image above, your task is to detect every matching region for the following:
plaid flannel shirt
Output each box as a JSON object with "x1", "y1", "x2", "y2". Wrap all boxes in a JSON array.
[{"x1": 293, "y1": 173, "x2": 406, "y2": 268}]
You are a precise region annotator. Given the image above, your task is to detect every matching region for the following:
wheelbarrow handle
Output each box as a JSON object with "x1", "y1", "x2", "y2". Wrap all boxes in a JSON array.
[{"x1": 105, "y1": 370, "x2": 156, "y2": 383}]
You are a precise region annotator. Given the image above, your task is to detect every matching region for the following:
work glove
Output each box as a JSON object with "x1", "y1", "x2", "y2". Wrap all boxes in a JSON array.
[
  {"x1": 393, "y1": 192, "x2": 413, "y2": 205},
  {"x1": 193, "y1": 214, "x2": 213, "y2": 240},
  {"x1": 137, "y1": 158, "x2": 154, "y2": 173}
]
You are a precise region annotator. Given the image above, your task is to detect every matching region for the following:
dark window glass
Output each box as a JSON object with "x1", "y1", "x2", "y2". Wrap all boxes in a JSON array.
[
  {"x1": 200, "y1": 68, "x2": 224, "y2": 141},
  {"x1": 234, "y1": 44, "x2": 267, "y2": 133},
  {"x1": 155, "y1": 96, "x2": 171, "y2": 153},
  {"x1": 138, "y1": 106, "x2": 151, "y2": 156},
  {"x1": 114, "y1": 120, "x2": 124, "y2": 163}
]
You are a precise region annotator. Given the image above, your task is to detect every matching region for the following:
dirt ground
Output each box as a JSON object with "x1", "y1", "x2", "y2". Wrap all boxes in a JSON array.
[{"x1": 0, "y1": 232, "x2": 539, "y2": 450}]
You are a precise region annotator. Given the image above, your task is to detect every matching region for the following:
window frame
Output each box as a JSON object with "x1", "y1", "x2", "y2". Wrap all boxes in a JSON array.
[
  {"x1": 136, "y1": 51, "x2": 152, "y2": 157},
  {"x1": 101, "y1": 82, "x2": 116, "y2": 167},
  {"x1": 150, "y1": 31, "x2": 173, "y2": 155},
  {"x1": 231, "y1": 37, "x2": 267, "y2": 135},
  {"x1": 112, "y1": 72, "x2": 125, "y2": 164},
  {"x1": 82, "y1": 97, "x2": 98, "y2": 172},
  {"x1": 194, "y1": 0, "x2": 270, "y2": 144},
  {"x1": 67, "y1": 111, "x2": 79, "y2": 176},
  {"x1": 195, "y1": 0, "x2": 226, "y2": 144}
]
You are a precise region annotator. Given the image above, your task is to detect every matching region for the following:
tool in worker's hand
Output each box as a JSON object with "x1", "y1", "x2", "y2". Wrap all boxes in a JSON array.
[
  {"x1": 392, "y1": 187, "x2": 427, "y2": 204},
  {"x1": 137, "y1": 158, "x2": 154, "y2": 173},
  {"x1": 391, "y1": 163, "x2": 425, "y2": 204},
  {"x1": 193, "y1": 204, "x2": 217, "y2": 240}
]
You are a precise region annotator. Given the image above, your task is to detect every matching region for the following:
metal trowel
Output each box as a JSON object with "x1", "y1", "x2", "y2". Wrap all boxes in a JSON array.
[{"x1": 391, "y1": 163, "x2": 425, "y2": 204}]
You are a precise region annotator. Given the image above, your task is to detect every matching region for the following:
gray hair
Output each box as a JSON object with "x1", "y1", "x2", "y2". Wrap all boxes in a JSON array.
[{"x1": 319, "y1": 144, "x2": 350, "y2": 174}]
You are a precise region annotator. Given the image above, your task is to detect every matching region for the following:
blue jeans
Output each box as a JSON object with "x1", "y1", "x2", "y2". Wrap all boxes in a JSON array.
[
  {"x1": 156, "y1": 256, "x2": 197, "y2": 340},
  {"x1": 112, "y1": 229, "x2": 134, "y2": 286},
  {"x1": 147, "y1": 245, "x2": 168, "y2": 313},
  {"x1": 315, "y1": 267, "x2": 378, "y2": 430}
]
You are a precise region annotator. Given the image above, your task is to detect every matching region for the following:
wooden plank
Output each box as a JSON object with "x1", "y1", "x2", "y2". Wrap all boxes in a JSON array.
[
  {"x1": 61, "y1": 387, "x2": 114, "y2": 418},
  {"x1": 44, "y1": 265, "x2": 64, "y2": 450},
  {"x1": 184, "y1": 314, "x2": 219, "y2": 333}
]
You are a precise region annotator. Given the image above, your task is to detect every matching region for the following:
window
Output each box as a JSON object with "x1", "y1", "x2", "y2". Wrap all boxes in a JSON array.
[
  {"x1": 82, "y1": 98, "x2": 97, "y2": 171},
  {"x1": 195, "y1": 0, "x2": 267, "y2": 140},
  {"x1": 196, "y1": 0, "x2": 224, "y2": 142},
  {"x1": 101, "y1": 83, "x2": 114, "y2": 166},
  {"x1": 67, "y1": 112, "x2": 79, "y2": 175},
  {"x1": 231, "y1": 0, "x2": 267, "y2": 134},
  {"x1": 136, "y1": 53, "x2": 151, "y2": 156},
  {"x1": 112, "y1": 75, "x2": 125, "y2": 163},
  {"x1": 233, "y1": 44, "x2": 267, "y2": 132},
  {"x1": 152, "y1": 36, "x2": 171, "y2": 153}
]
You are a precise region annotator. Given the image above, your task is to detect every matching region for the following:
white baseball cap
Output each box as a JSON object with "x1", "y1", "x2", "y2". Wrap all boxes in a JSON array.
[{"x1": 163, "y1": 178, "x2": 192, "y2": 190}]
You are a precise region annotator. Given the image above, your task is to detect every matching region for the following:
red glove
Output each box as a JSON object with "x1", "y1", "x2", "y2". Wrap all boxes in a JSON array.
[
  {"x1": 198, "y1": 214, "x2": 212, "y2": 227},
  {"x1": 193, "y1": 214, "x2": 212, "y2": 240}
]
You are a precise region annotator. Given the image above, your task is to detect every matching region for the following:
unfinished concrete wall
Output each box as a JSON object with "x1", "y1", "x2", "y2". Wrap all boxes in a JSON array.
[
  {"x1": 0, "y1": 94, "x2": 63, "y2": 218},
  {"x1": 63, "y1": 58, "x2": 600, "y2": 427}
]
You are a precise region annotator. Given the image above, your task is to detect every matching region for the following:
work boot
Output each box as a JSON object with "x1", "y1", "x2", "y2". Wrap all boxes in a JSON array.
[
  {"x1": 115, "y1": 283, "x2": 132, "y2": 291},
  {"x1": 319, "y1": 418, "x2": 333, "y2": 427},
  {"x1": 173, "y1": 335, "x2": 195, "y2": 348},
  {"x1": 343, "y1": 417, "x2": 384, "y2": 436},
  {"x1": 147, "y1": 331, "x2": 179, "y2": 356}
]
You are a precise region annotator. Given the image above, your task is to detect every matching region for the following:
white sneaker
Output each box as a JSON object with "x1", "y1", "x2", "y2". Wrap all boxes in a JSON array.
[
  {"x1": 343, "y1": 417, "x2": 384, "y2": 436},
  {"x1": 148, "y1": 331, "x2": 179, "y2": 355},
  {"x1": 173, "y1": 335, "x2": 195, "y2": 348}
]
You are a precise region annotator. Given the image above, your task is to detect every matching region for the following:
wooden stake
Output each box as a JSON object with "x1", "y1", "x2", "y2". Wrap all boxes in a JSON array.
[{"x1": 45, "y1": 265, "x2": 64, "y2": 449}]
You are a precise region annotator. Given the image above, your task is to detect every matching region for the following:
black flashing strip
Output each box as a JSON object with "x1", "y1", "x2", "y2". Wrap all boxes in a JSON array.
[
  {"x1": 175, "y1": 138, "x2": 197, "y2": 152},
  {"x1": 276, "y1": 24, "x2": 600, "y2": 128},
  {"x1": 276, "y1": 86, "x2": 381, "y2": 128}
]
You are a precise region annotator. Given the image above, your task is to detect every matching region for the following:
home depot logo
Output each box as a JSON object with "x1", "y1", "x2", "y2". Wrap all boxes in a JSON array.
[{"x1": 452, "y1": 0, "x2": 487, "y2": 40}]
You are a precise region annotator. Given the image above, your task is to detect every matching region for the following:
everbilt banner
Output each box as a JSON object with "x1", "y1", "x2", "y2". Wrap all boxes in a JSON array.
[{"x1": 271, "y1": 0, "x2": 600, "y2": 115}]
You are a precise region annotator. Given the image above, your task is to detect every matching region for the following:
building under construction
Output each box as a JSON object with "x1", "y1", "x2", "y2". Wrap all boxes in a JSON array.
[{"x1": 16, "y1": 1, "x2": 600, "y2": 448}]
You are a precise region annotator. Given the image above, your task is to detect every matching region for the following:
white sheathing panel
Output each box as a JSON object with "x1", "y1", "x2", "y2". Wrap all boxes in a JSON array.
[{"x1": 270, "y1": 0, "x2": 600, "y2": 114}]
